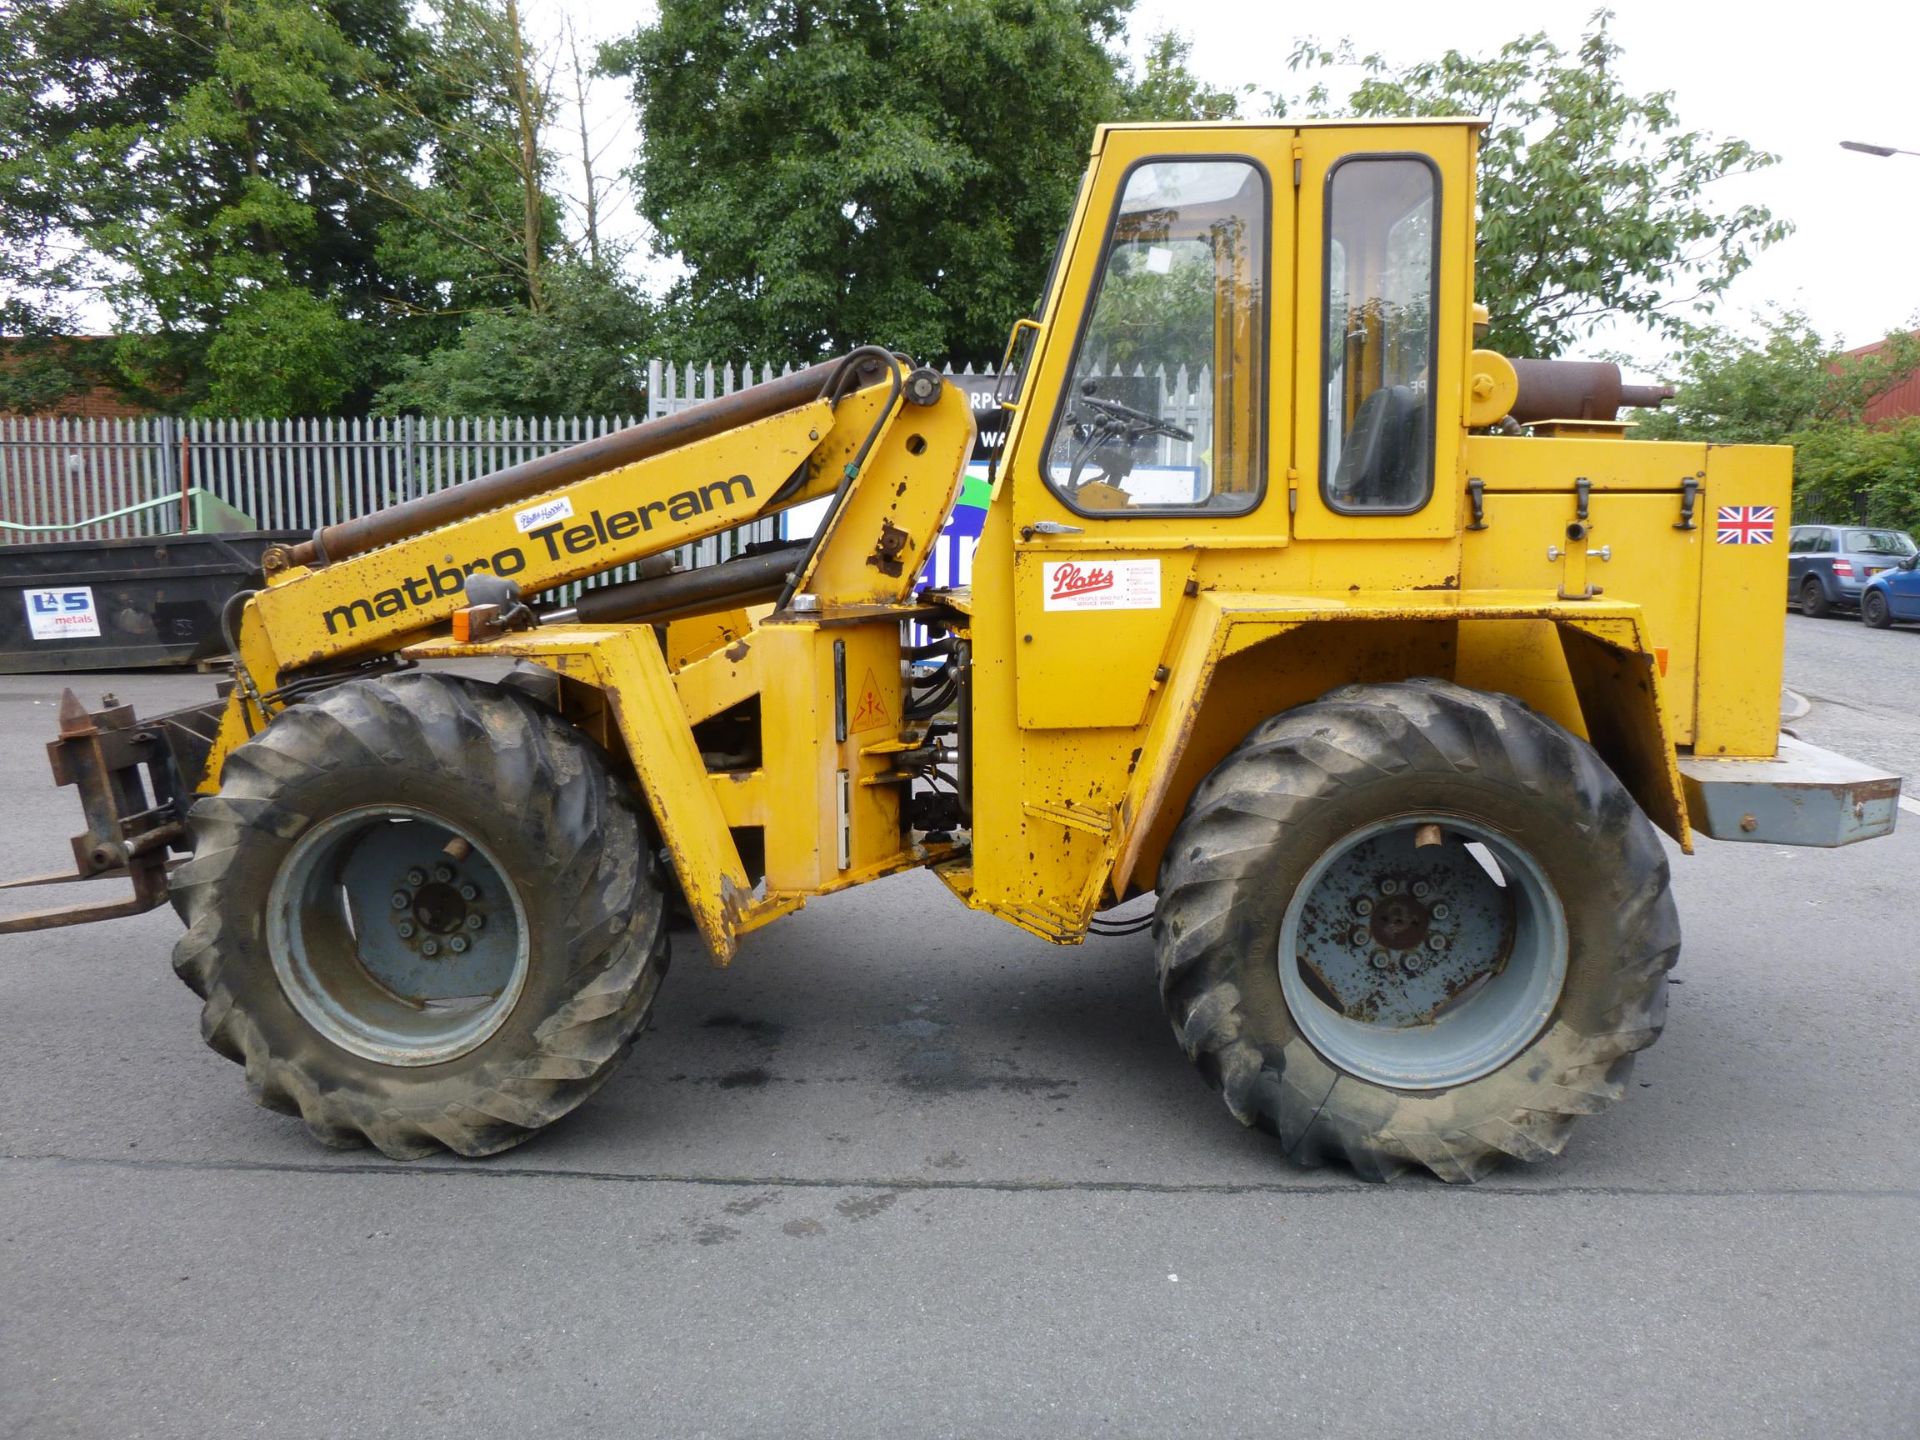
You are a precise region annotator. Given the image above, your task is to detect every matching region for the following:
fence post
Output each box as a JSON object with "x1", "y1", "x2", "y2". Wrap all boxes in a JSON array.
[{"x1": 157, "y1": 415, "x2": 183, "y2": 534}]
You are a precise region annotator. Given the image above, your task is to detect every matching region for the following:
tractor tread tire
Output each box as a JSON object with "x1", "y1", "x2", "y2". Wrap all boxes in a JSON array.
[
  {"x1": 1153, "y1": 677, "x2": 1679, "y2": 1183},
  {"x1": 170, "y1": 672, "x2": 668, "y2": 1159}
]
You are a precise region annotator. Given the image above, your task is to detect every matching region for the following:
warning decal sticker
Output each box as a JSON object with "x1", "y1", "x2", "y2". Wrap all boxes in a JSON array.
[
  {"x1": 1040, "y1": 558, "x2": 1160, "y2": 612},
  {"x1": 850, "y1": 666, "x2": 892, "y2": 733}
]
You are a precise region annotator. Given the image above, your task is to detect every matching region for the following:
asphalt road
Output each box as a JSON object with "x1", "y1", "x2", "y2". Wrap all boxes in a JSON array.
[
  {"x1": 2, "y1": 631, "x2": 1916, "y2": 1439},
  {"x1": 1782, "y1": 611, "x2": 1920, "y2": 799}
]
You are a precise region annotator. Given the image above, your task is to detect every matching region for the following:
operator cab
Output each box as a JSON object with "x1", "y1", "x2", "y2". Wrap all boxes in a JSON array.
[{"x1": 1003, "y1": 119, "x2": 1476, "y2": 548}]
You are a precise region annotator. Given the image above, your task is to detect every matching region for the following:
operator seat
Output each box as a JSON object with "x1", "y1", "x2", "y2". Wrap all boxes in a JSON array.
[{"x1": 1332, "y1": 384, "x2": 1424, "y2": 509}]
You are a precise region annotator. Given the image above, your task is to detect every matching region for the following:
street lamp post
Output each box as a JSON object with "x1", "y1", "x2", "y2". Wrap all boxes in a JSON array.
[{"x1": 1840, "y1": 140, "x2": 1920, "y2": 158}]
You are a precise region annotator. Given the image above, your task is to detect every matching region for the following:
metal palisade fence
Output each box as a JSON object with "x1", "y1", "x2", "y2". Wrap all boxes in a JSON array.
[{"x1": 1, "y1": 358, "x2": 1214, "y2": 580}]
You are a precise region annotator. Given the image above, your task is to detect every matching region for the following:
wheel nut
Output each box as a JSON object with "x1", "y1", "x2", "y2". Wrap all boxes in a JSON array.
[
  {"x1": 406, "y1": 868, "x2": 427, "y2": 887},
  {"x1": 449, "y1": 935, "x2": 469, "y2": 954},
  {"x1": 1369, "y1": 950, "x2": 1392, "y2": 971},
  {"x1": 464, "y1": 914, "x2": 484, "y2": 931},
  {"x1": 421, "y1": 938, "x2": 440, "y2": 958},
  {"x1": 1353, "y1": 897, "x2": 1373, "y2": 916},
  {"x1": 1432, "y1": 903, "x2": 1450, "y2": 920},
  {"x1": 1428, "y1": 934, "x2": 1448, "y2": 952},
  {"x1": 434, "y1": 863, "x2": 454, "y2": 883},
  {"x1": 1379, "y1": 879, "x2": 1399, "y2": 895},
  {"x1": 391, "y1": 891, "x2": 410, "y2": 910},
  {"x1": 1350, "y1": 928, "x2": 1371, "y2": 947},
  {"x1": 1412, "y1": 881, "x2": 1431, "y2": 899},
  {"x1": 396, "y1": 921, "x2": 415, "y2": 939},
  {"x1": 458, "y1": 883, "x2": 479, "y2": 902},
  {"x1": 1403, "y1": 952, "x2": 1425, "y2": 973}
]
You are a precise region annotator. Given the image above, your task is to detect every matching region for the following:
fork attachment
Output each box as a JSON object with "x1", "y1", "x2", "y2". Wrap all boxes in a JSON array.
[{"x1": 0, "y1": 688, "x2": 222, "y2": 934}]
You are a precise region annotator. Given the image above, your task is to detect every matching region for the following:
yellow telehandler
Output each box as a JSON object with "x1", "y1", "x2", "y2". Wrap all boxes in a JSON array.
[{"x1": 2, "y1": 119, "x2": 1900, "y2": 1180}]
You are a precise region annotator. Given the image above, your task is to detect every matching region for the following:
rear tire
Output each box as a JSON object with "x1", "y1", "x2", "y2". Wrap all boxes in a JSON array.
[
  {"x1": 1153, "y1": 678, "x2": 1679, "y2": 1183},
  {"x1": 1801, "y1": 576, "x2": 1832, "y2": 619},
  {"x1": 1863, "y1": 589, "x2": 1892, "y2": 629},
  {"x1": 170, "y1": 671, "x2": 669, "y2": 1159}
]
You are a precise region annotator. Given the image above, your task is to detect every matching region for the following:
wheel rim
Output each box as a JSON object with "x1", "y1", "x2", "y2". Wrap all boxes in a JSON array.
[
  {"x1": 1866, "y1": 593, "x2": 1886, "y2": 624},
  {"x1": 1277, "y1": 814, "x2": 1568, "y2": 1089},
  {"x1": 1803, "y1": 579, "x2": 1823, "y2": 609},
  {"x1": 268, "y1": 806, "x2": 531, "y2": 1066}
]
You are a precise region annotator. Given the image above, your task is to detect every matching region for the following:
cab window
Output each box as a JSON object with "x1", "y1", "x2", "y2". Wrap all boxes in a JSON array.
[
  {"x1": 1321, "y1": 156, "x2": 1439, "y2": 514},
  {"x1": 1044, "y1": 159, "x2": 1267, "y2": 514}
]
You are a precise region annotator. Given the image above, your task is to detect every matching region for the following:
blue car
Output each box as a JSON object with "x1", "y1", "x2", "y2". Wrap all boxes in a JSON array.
[
  {"x1": 1862, "y1": 549, "x2": 1920, "y2": 629},
  {"x1": 1787, "y1": 524, "x2": 1919, "y2": 617}
]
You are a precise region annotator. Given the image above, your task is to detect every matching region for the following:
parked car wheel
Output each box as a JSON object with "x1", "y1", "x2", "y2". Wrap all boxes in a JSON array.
[
  {"x1": 1800, "y1": 576, "x2": 1832, "y2": 619},
  {"x1": 1862, "y1": 589, "x2": 1893, "y2": 630}
]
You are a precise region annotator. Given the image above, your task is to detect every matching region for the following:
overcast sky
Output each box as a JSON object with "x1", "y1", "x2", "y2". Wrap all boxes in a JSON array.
[{"x1": 526, "y1": 0, "x2": 1920, "y2": 369}]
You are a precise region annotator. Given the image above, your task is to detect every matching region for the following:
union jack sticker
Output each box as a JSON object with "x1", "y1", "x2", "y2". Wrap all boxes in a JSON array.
[{"x1": 1716, "y1": 505, "x2": 1775, "y2": 545}]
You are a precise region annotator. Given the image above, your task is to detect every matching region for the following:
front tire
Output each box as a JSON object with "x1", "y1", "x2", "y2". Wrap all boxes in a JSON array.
[
  {"x1": 170, "y1": 672, "x2": 669, "y2": 1159},
  {"x1": 1863, "y1": 589, "x2": 1892, "y2": 629},
  {"x1": 1153, "y1": 679, "x2": 1679, "y2": 1183}
]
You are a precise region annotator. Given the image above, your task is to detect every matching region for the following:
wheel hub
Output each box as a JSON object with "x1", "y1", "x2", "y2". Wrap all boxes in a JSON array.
[
  {"x1": 267, "y1": 806, "x2": 530, "y2": 1066},
  {"x1": 1279, "y1": 815, "x2": 1568, "y2": 1089}
]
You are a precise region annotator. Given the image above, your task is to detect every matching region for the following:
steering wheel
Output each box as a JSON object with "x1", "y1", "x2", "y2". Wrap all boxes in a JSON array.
[
  {"x1": 1076, "y1": 389, "x2": 1195, "y2": 442},
  {"x1": 1061, "y1": 383, "x2": 1196, "y2": 494}
]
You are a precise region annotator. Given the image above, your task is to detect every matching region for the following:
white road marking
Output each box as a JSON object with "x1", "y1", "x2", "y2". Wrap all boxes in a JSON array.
[{"x1": 1899, "y1": 794, "x2": 1920, "y2": 818}]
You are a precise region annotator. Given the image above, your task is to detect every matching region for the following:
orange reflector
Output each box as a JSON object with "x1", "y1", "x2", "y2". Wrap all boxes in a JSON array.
[
  {"x1": 1654, "y1": 646, "x2": 1669, "y2": 676},
  {"x1": 451, "y1": 608, "x2": 475, "y2": 643}
]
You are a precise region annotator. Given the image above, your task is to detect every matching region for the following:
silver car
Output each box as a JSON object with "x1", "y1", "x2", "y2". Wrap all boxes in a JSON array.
[{"x1": 1787, "y1": 524, "x2": 1920, "y2": 617}]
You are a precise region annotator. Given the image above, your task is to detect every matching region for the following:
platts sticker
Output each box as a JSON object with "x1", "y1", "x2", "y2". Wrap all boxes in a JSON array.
[
  {"x1": 1040, "y1": 558, "x2": 1160, "y2": 611},
  {"x1": 514, "y1": 495, "x2": 574, "y2": 533}
]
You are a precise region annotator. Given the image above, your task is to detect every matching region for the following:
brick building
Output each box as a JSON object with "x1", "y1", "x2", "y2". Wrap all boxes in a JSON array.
[
  {"x1": 1839, "y1": 337, "x2": 1920, "y2": 425},
  {"x1": 0, "y1": 336, "x2": 154, "y2": 419}
]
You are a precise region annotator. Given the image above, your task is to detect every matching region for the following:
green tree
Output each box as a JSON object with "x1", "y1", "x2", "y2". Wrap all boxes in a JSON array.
[
  {"x1": 1118, "y1": 31, "x2": 1247, "y2": 123},
  {"x1": 601, "y1": 1, "x2": 1233, "y2": 366},
  {"x1": 0, "y1": 0, "x2": 433, "y2": 410},
  {"x1": 374, "y1": 262, "x2": 658, "y2": 416},
  {"x1": 1631, "y1": 312, "x2": 1920, "y2": 445},
  {"x1": 0, "y1": 0, "x2": 597, "y2": 415},
  {"x1": 1284, "y1": 12, "x2": 1788, "y2": 358},
  {"x1": 370, "y1": 0, "x2": 566, "y2": 330},
  {"x1": 201, "y1": 287, "x2": 360, "y2": 416},
  {"x1": 1630, "y1": 312, "x2": 1920, "y2": 530},
  {"x1": 1793, "y1": 421, "x2": 1920, "y2": 532}
]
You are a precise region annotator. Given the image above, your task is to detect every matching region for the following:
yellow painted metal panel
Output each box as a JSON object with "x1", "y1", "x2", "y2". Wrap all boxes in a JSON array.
[
  {"x1": 1556, "y1": 615, "x2": 1691, "y2": 850},
  {"x1": 1694, "y1": 445, "x2": 1792, "y2": 756},
  {"x1": 1011, "y1": 551, "x2": 1192, "y2": 728},
  {"x1": 1460, "y1": 491, "x2": 1705, "y2": 743},
  {"x1": 252, "y1": 403, "x2": 832, "y2": 670},
  {"x1": 1468, "y1": 434, "x2": 1708, "y2": 492},
  {"x1": 793, "y1": 383, "x2": 974, "y2": 606}
]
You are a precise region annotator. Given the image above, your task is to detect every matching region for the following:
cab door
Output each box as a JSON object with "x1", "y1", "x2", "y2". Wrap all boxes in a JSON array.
[
  {"x1": 1290, "y1": 124, "x2": 1478, "y2": 541},
  {"x1": 1004, "y1": 126, "x2": 1293, "y2": 728}
]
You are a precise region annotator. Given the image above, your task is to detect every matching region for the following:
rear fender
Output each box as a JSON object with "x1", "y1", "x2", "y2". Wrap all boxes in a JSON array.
[{"x1": 1110, "y1": 593, "x2": 1693, "y2": 897}]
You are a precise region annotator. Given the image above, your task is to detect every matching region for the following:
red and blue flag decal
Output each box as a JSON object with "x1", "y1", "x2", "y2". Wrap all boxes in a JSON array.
[{"x1": 1716, "y1": 505, "x2": 1775, "y2": 545}]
